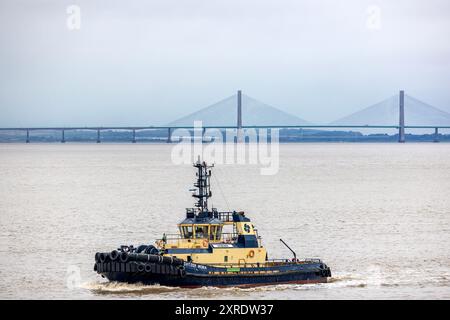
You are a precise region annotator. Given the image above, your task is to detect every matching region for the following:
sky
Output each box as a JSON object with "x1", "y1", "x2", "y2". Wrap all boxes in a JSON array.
[{"x1": 0, "y1": 0, "x2": 449, "y2": 126}]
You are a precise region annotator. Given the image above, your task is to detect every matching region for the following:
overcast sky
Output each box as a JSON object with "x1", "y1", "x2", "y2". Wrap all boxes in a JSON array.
[{"x1": 0, "y1": 0, "x2": 449, "y2": 126}]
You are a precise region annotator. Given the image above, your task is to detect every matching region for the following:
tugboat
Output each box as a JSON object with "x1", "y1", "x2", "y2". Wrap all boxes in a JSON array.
[{"x1": 94, "y1": 159, "x2": 331, "y2": 287}]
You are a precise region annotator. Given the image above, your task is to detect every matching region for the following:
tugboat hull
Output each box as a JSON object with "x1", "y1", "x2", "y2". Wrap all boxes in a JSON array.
[
  {"x1": 102, "y1": 270, "x2": 328, "y2": 288},
  {"x1": 94, "y1": 258, "x2": 331, "y2": 288}
]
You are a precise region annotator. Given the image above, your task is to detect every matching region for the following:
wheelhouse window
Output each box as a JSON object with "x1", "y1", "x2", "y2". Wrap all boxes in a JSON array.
[
  {"x1": 215, "y1": 225, "x2": 223, "y2": 240},
  {"x1": 181, "y1": 225, "x2": 193, "y2": 239},
  {"x1": 210, "y1": 225, "x2": 216, "y2": 240},
  {"x1": 194, "y1": 225, "x2": 209, "y2": 238},
  {"x1": 182, "y1": 223, "x2": 223, "y2": 240},
  {"x1": 210, "y1": 225, "x2": 223, "y2": 240}
]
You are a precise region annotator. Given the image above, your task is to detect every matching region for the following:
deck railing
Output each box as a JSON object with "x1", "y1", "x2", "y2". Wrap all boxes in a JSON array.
[
  {"x1": 159, "y1": 233, "x2": 239, "y2": 246},
  {"x1": 195, "y1": 258, "x2": 323, "y2": 270}
]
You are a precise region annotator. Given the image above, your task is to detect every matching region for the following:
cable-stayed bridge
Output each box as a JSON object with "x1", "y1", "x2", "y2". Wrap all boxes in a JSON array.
[{"x1": 1, "y1": 90, "x2": 449, "y2": 143}]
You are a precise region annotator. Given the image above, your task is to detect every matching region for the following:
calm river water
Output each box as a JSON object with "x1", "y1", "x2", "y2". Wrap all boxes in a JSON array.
[{"x1": 0, "y1": 143, "x2": 449, "y2": 299}]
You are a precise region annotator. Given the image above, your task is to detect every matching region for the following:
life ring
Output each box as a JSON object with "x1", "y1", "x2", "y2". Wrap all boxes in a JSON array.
[
  {"x1": 202, "y1": 239, "x2": 208, "y2": 247},
  {"x1": 248, "y1": 250, "x2": 255, "y2": 258}
]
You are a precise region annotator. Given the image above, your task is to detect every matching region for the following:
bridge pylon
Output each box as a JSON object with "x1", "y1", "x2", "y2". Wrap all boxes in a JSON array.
[
  {"x1": 167, "y1": 127, "x2": 172, "y2": 143},
  {"x1": 398, "y1": 90, "x2": 405, "y2": 143}
]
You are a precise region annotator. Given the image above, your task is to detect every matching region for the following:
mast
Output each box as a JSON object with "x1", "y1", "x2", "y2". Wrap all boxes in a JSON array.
[{"x1": 192, "y1": 157, "x2": 214, "y2": 213}]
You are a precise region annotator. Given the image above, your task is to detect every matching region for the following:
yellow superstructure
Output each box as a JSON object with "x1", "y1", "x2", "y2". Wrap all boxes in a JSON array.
[{"x1": 156, "y1": 210, "x2": 267, "y2": 266}]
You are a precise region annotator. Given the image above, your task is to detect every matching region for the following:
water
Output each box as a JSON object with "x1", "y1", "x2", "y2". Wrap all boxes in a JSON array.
[{"x1": 0, "y1": 143, "x2": 449, "y2": 299}]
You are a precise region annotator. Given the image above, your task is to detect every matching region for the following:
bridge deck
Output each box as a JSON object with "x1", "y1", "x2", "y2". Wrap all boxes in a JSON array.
[{"x1": 1, "y1": 125, "x2": 450, "y2": 131}]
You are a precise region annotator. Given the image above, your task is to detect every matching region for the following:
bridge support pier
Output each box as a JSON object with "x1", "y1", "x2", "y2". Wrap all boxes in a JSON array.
[
  {"x1": 434, "y1": 127, "x2": 439, "y2": 143},
  {"x1": 167, "y1": 127, "x2": 172, "y2": 143},
  {"x1": 132, "y1": 129, "x2": 136, "y2": 143},
  {"x1": 61, "y1": 130, "x2": 66, "y2": 143},
  {"x1": 398, "y1": 90, "x2": 405, "y2": 143},
  {"x1": 96, "y1": 129, "x2": 101, "y2": 143},
  {"x1": 26, "y1": 129, "x2": 30, "y2": 143},
  {"x1": 236, "y1": 90, "x2": 243, "y2": 143}
]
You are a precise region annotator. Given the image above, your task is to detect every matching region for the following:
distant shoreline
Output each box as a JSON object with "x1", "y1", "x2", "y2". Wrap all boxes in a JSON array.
[{"x1": 1, "y1": 128, "x2": 449, "y2": 143}]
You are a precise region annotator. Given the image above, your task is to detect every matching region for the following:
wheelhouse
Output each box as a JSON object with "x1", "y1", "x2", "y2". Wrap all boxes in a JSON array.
[{"x1": 178, "y1": 218, "x2": 224, "y2": 241}]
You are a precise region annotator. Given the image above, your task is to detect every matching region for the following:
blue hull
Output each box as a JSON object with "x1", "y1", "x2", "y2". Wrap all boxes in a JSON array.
[{"x1": 95, "y1": 261, "x2": 331, "y2": 288}]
